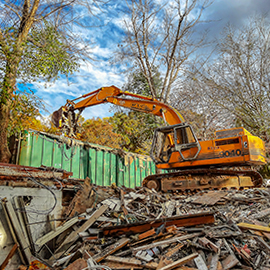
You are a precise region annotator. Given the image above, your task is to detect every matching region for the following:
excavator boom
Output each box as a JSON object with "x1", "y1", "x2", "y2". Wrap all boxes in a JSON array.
[{"x1": 52, "y1": 85, "x2": 266, "y2": 192}]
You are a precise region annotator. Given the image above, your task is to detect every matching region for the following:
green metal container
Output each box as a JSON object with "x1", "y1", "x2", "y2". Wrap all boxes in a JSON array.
[{"x1": 18, "y1": 130, "x2": 156, "y2": 187}]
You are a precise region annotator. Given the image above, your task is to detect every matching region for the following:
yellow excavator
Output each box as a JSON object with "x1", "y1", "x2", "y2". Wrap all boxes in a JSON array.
[{"x1": 52, "y1": 85, "x2": 266, "y2": 192}]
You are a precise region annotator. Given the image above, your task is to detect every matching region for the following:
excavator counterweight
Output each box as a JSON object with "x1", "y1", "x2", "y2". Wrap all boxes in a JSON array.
[{"x1": 52, "y1": 85, "x2": 266, "y2": 192}]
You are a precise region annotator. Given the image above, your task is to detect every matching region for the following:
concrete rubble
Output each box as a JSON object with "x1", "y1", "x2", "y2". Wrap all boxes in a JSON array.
[{"x1": 1, "y1": 164, "x2": 270, "y2": 269}]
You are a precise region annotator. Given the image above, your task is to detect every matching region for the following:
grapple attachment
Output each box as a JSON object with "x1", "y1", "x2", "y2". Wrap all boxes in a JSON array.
[{"x1": 51, "y1": 106, "x2": 82, "y2": 137}]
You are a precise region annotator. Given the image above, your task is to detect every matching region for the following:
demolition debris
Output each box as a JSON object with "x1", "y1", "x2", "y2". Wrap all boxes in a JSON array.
[{"x1": 1, "y1": 165, "x2": 270, "y2": 269}]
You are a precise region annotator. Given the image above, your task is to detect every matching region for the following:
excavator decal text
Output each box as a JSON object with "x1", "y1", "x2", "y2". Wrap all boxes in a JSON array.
[
  {"x1": 131, "y1": 103, "x2": 152, "y2": 112},
  {"x1": 219, "y1": 149, "x2": 242, "y2": 158}
]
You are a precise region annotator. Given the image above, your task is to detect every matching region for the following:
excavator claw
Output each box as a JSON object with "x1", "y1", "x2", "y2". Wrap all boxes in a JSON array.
[
  {"x1": 52, "y1": 106, "x2": 82, "y2": 137},
  {"x1": 52, "y1": 107, "x2": 64, "y2": 128}
]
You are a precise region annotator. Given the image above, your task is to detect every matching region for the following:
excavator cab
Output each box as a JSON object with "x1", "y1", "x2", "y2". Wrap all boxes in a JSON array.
[{"x1": 151, "y1": 123, "x2": 201, "y2": 163}]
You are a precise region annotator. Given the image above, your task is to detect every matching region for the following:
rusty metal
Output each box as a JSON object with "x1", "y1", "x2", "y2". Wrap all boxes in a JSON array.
[
  {"x1": 102, "y1": 211, "x2": 215, "y2": 237},
  {"x1": 191, "y1": 191, "x2": 227, "y2": 205},
  {"x1": 0, "y1": 163, "x2": 73, "y2": 180},
  {"x1": 142, "y1": 168, "x2": 263, "y2": 192}
]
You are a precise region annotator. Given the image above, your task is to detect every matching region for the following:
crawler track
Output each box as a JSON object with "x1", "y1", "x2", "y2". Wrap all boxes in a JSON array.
[{"x1": 142, "y1": 168, "x2": 263, "y2": 192}]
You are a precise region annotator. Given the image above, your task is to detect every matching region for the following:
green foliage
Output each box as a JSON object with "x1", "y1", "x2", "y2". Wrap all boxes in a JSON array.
[
  {"x1": 107, "y1": 69, "x2": 165, "y2": 154},
  {"x1": 19, "y1": 22, "x2": 79, "y2": 82},
  {"x1": 8, "y1": 90, "x2": 47, "y2": 136},
  {"x1": 109, "y1": 111, "x2": 161, "y2": 155},
  {"x1": 123, "y1": 67, "x2": 163, "y2": 98}
]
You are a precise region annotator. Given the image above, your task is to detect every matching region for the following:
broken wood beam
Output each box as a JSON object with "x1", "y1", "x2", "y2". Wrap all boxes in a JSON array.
[
  {"x1": 105, "y1": 255, "x2": 158, "y2": 269},
  {"x1": 35, "y1": 216, "x2": 79, "y2": 248},
  {"x1": 0, "y1": 243, "x2": 18, "y2": 270},
  {"x1": 93, "y1": 237, "x2": 130, "y2": 263},
  {"x1": 198, "y1": 237, "x2": 219, "y2": 253},
  {"x1": 133, "y1": 232, "x2": 201, "y2": 252},
  {"x1": 103, "y1": 211, "x2": 214, "y2": 236},
  {"x1": 158, "y1": 253, "x2": 198, "y2": 270},
  {"x1": 138, "y1": 228, "x2": 156, "y2": 240},
  {"x1": 53, "y1": 204, "x2": 109, "y2": 259}
]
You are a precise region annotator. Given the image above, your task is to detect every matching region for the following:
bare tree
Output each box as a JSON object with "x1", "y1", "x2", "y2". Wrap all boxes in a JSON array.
[
  {"x1": 117, "y1": 0, "x2": 213, "y2": 102},
  {"x1": 170, "y1": 76, "x2": 233, "y2": 140},
  {"x1": 197, "y1": 16, "x2": 270, "y2": 144},
  {"x1": 0, "y1": 0, "x2": 104, "y2": 162}
]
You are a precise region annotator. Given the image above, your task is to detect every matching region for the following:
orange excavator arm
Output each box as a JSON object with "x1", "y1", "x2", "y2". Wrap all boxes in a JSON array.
[{"x1": 52, "y1": 85, "x2": 185, "y2": 136}]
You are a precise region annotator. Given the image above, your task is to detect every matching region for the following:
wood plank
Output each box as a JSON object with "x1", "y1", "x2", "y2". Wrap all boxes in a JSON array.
[
  {"x1": 0, "y1": 243, "x2": 18, "y2": 270},
  {"x1": 5, "y1": 200, "x2": 33, "y2": 263},
  {"x1": 1, "y1": 201, "x2": 26, "y2": 264},
  {"x1": 158, "y1": 253, "x2": 198, "y2": 270},
  {"x1": 222, "y1": 254, "x2": 239, "y2": 269},
  {"x1": 133, "y1": 233, "x2": 201, "y2": 252},
  {"x1": 35, "y1": 216, "x2": 79, "y2": 248},
  {"x1": 194, "y1": 254, "x2": 208, "y2": 270},
  {"x1": 18, "y1": 196, "x2": 36, "y2": 254},
  {"x1": 93, "y1": 237, "x2": 130, "y2": 263},
  {"x1": 105, "y1": 256, "x2": 158, "y2": 269},
  {"x1": 53, "y1": 204, "x2": 108, "y2": 259},
  {"x1": 237, "y1": 222, "x2": 270, "y2": 233},
  {"x1": 209, "y1": 239, "x2": 222, "y2": 270}
]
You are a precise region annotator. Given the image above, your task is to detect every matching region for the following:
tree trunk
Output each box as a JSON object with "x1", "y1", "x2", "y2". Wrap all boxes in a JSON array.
[
  {"x1": 0, "y1": 59, "x2": 19, "y2": 163},
  {"x1": 0, "y1": 103, "x2": 12, "y2": 163}
]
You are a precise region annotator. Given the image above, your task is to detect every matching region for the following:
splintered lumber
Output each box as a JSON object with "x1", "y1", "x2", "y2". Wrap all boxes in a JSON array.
[
  {"x1": 158, "y1": 253, "x2": 198, "y2": 270},
  {"x1": 198, "y1": 237, "x2": 219, "y2": 253},
  {"x1": 251, "y1": 220, "x2": 270, "y2": 240},
  {"x1": 164, "y1": 243, "x2": 184, "y2": 258},
  {"x1": 35, "y1": 216, "x2": 79, "y2": 248},
  {"x1": 93, "y1": 237, "x2": 130, "y2": 263},
  {"x1": 54, "y1": 204, "x2": 109, "y2": 259},
  {"x1": 0, "y1": 243, "x2": 18, "y2": 270},
  {"x1": 133, "y1": 232, "x2": 201, "y2": 251},
  {"x1": 209, "y1": 239, "x2": 222, "y2": 270},
  {"x1": 222, "y1": 254, "x2": 239, "y2": 269},
  {"x1": 103, "y1": 212, "x2": 214, "y2": 236},
  {"x1": 105, "y1": 256, "x2": 158, "y2": 269},
  {"x1": 248, "y1": 208, "x2": 270, "y2": 220},
  {"x1": 254, "y1": 236, "x2": 270, "y2": 254},
  {"x1": 237, "y1": 222, "x2": 270, "y2": 233},
  {"x1": 138, "y1": 228, "x2": 156, "y2": 240}
]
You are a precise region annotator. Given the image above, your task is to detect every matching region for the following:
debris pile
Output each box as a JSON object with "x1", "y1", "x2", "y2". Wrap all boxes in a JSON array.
[{"x1": 3, "y1": 178, "x2": 270, "y2": 269}]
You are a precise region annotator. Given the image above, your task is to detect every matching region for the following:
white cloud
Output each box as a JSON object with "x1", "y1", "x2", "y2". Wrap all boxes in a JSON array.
[{"x1": 18, "y1": 0, "x2": 270, "y2": 122}]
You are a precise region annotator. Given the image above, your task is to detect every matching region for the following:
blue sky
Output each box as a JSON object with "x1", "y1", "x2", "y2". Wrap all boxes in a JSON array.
[{"x1": 29, "y1": 0, "x2": 270, "y2": 121}]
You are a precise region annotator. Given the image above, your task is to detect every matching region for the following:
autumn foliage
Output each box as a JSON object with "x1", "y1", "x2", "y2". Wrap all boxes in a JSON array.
[{"x1": 79, "y1": 118, "x2": 127, "y2": 149}]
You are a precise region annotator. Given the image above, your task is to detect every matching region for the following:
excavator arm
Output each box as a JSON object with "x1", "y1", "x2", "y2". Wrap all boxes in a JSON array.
[{"x1": 52, "y1": 85, "x2": 185, "y2": 136}]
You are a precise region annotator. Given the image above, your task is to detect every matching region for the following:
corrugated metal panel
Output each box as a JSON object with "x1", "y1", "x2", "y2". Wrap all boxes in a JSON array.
[{"x1": 18, "y1": 130, "x2": 157, "y2": 188}]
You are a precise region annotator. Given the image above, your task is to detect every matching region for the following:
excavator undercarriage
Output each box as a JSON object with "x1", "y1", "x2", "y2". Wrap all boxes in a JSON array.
[{"x1": 142, "y1": 168, "x2": 263, "y2": 193}]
